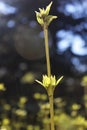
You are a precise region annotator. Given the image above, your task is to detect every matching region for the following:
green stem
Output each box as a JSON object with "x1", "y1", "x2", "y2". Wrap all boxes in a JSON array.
[
  {"x1": 43, "y1": 25, "x2": 51, "y2": 77},
  {"x1": 43, "y1": 24, "x2": 55, "y2": 130},
  {"x1": 49, "y1": 92, "x2": 55, "y2": 130}
]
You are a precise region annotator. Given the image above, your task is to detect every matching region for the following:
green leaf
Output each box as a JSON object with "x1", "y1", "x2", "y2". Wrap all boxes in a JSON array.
[
  {"x1": 37, "y1": 17, "x2": 44, "y2": 26},
  {"x1": 35, "y1": 80, "x2": 43, "y2": 86},
  {"x1": 56, "y1": 76, "x2": 63, "y2": 86},
  {"x1": 45, "y1": 1, "x2": 53, "y2": 15},
  {"x1": 46, "y1": 15, "x2": 57, "y2": 26}
]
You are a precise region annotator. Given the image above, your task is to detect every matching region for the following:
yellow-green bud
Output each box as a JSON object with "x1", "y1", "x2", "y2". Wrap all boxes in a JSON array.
[
  {"x1": 35, "y1": 75, "x2": 63, "y2": 90},
  {"x1": 35, "y1": 2, "x2": 57, "y2": 27}
]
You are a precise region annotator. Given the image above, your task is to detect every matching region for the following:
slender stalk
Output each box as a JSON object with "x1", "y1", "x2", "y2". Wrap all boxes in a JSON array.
[
  {"x1": 43, "y1": 25, "x2": 51, "y2": 77},
  {"x1": 43, "y1": 24, "x2": 55, "y2": 130},
  {"x1": 49, "y1": 92, "x2": 55, "y2": 130},
  {"x1": 35, "y1": 2, "x2": 58, "y2": 130}
]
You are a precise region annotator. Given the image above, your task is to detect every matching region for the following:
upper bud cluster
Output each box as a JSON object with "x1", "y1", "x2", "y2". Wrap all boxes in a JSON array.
[{"x1": 35, "y1": 2, "x2": 57, "y2": 27}]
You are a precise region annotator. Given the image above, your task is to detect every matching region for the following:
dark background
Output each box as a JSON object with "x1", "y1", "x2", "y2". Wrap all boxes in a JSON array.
[{"x1": 0, "y1": 0, "x2": 87, "y2": 101}]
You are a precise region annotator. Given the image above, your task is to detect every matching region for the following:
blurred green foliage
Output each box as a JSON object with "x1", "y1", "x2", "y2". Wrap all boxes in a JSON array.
[{"x1": 0, "y1": 90, "x2": 87, "y2": 130}]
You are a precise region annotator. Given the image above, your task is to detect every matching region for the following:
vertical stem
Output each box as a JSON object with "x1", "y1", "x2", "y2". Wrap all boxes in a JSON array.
[
  {"x1": 43, "y1": 24, "x2": 55, "y2": 130},
  {"x1": 49, "y1": 93, "x2": 55, "y2": 130},
  {"x1": 43, "y1": 25, "x2": 51, "y2": 77}
]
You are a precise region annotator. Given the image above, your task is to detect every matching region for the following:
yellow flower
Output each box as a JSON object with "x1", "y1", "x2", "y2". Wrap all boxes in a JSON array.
[
  {"x1": 0, "y1": 83, "x2": 6, "y2": 91},
  {"x1": 81, "y1": 75, "x2": 87, "y2": 87},
  {"x1": 34, "y1": 93, "x2": 41, "y2": 100},
  {"x1": 19, "y1": 96, "x2": 27, "y2": 104},
  {"x1": 72, "y1": 116, "x2": 87, "y2": 127},
  {"x1": 71, "y1": 103, "x2": 81, "y2": 111},
  {"x1": 35, "y1": 2, "x2": 57, "y2": 27},
  {"x1": 15, "y1": 109, "x2": 27, "y2": 117},
  {"x1": 43, "y1": 75, "x2": 50, "y2": 87},
  {"x1": 2, "y1": 118, "x2": 10, "y2": 125},
  {"x1": 36, "y1": 75, "x2": 63, "y2": 90}
]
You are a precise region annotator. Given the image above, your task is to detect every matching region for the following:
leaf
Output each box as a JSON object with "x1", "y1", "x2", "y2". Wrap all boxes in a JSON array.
[
  {"x1": 46, "y1": 15, "x2": 57, "y2": 26},
  {"x1": 35, "y1": 80, "x2": 43, "y2": 86},
  {"x1": 56, "y1": 76, "x2": 63, "y2": 86},
  {"x1": 45, "y1": 1, "x2": 53, "y2": 15},
  {"x1": 37, "y1": 17, "x2": 44, "y2": 26}
]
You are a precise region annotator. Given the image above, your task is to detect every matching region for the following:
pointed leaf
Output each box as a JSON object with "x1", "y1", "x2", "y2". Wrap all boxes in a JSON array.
[
  {"x1": 39, "y1": 8, "x2": 45, "y2": 15},
  {"x1": 46, "y1": 15, "x2": 57, "y2": 26},
  {"x1": 35, "y1": 11, "x2": 40, "y2": 17},
  {"x1": 35, "y1": 80, "x2": 43, "y2": 86},
  {"x1": 37, "y1": 17, "x2": 44, "y2": 26},
  {"x1": 56, "y1": 76, "x2": 63, "y2": 86},
  {"x1": 45, "y1": 1, "x2": 53, "y2": 15}
]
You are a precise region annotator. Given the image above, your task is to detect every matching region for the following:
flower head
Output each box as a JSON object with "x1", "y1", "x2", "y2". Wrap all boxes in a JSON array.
[
  {"x1": 35, "y1": 2, "x2": 57, "y2": 27},
  {"x1": 36, "y1": 75, "x2": 63, "y2": 90}
]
